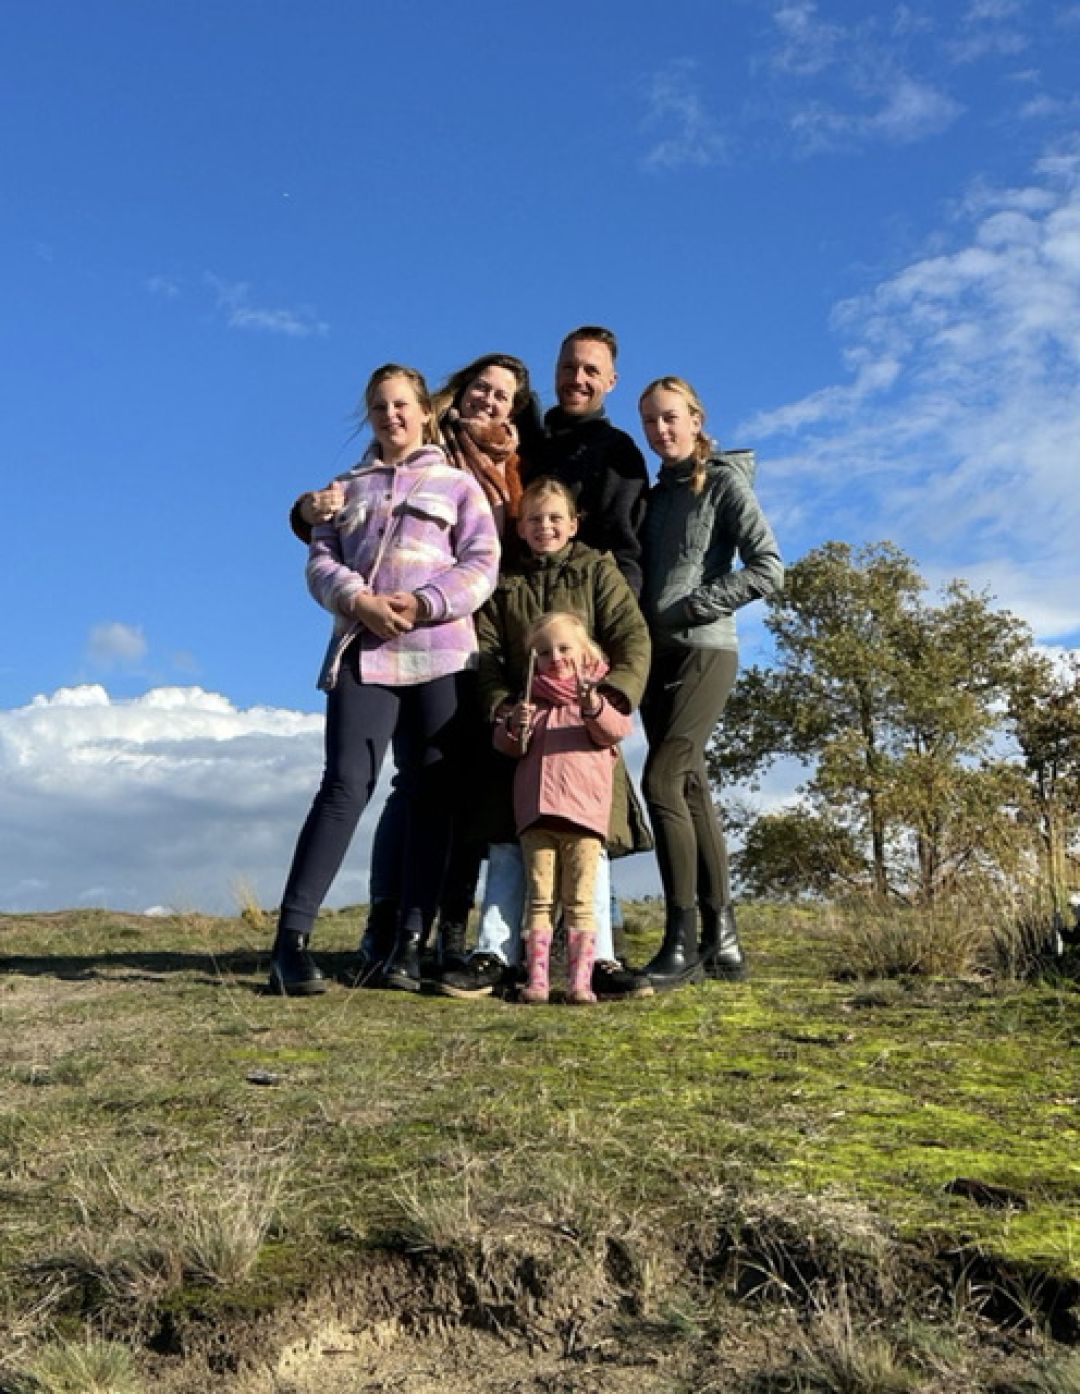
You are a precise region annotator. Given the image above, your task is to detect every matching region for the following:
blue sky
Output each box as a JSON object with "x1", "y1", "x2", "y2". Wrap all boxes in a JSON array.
[{"x1": 2, "y1": 0, "x2": 1079, "y2": 913}]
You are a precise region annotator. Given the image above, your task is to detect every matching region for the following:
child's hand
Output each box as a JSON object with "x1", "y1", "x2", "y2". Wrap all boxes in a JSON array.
[
  {"x1": 386, "y1": 592, "x2": 421, "y2": 627},
  {"x1": 507, "y1": 701, "x2": 534, "y2": 742},
  {"x1": 351, "y1": 593, "x2": 413, "y2": 640},
  {"x1": 575, "y1": 664, "x2": 602, "y2": 718}
]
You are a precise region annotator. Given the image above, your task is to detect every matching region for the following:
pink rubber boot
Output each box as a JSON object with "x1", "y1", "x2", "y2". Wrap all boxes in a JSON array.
[
  {"x1": 521, "y1": 928, "x2": 553, "y2": 1004},
  {"x1": 567, "y1": 929, "x2": 597, "y2": 1005}
]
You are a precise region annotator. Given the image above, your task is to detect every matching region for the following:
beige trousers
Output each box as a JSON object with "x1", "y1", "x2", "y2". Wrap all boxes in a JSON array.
[{"x1": 520, "y1": 827, "x2": 603, "y2": 934}]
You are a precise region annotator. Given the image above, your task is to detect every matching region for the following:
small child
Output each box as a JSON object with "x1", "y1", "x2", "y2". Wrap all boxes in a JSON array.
[{"x1": 494, "y1": 611, "x2": 633, "y2": 1004}]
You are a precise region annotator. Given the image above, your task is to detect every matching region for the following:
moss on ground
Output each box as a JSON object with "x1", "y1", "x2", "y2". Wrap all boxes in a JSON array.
[{"x1": 1, "y1": 904, "x2": 1077, "y2": 1387}]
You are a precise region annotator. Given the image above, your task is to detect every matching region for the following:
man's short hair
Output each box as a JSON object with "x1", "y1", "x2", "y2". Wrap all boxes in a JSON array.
[{"x1": 559, "y1": 324, "x2": 619, "y2": 362}]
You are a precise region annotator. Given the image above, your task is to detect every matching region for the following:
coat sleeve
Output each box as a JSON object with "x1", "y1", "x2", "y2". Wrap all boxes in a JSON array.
[
  {"x1": 306, "y1": 523, "x2": 371, "y2": 618},
  {"x1": 683, "y1": 477, "x2": 783, "y2": 622},
  {"x1": 582, "y1": 697, "x2": 634, "y2": 749},
  {"x1": 476, "y1": 594, "x2": 514, "y2": 721},
  {"x1": 601, "y1": 437, "x2": 649, "y2": 598},
  {"x1": 592, "y1": 555, "x2": 652, "y2": 711},
  {"x1": 412, "y1": 474, "x2": 500, "y2": 623}
]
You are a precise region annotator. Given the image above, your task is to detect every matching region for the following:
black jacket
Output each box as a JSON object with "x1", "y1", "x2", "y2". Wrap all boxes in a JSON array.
[{"x1": 525, "y1": 408, "x2": 649, "y2": 596}]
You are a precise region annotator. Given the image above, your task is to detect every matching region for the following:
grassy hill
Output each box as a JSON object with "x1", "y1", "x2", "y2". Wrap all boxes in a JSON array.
[{"x1": 1, "y1": 903, "x2": 1077, "y2": 1393}]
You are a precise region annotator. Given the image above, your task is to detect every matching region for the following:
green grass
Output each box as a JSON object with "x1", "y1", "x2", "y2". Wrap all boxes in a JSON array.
[{"x1": 0, "y1": 903, "x2": 1077, "y2": 1392}]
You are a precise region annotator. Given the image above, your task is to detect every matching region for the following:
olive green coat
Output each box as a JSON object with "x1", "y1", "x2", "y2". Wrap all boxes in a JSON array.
[{"x1": 474, "y1": 542, "x2": 653, "y2": 856}]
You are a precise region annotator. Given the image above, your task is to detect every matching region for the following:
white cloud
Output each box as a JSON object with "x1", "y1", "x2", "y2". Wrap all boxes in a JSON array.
[
  {"x1": 146, "y1": 274, "x2": 181, "y2": 298},
  {"x1": 790, "y1": 75, "x2": 962, "y2": 151},
  {"x1": 0, "y1": 686, "x2": 339, "y2": 914},
  {"x1": 204, "y1": 274, "x2": 329, "y2": 338},
  {"x1": 964, "y1": 0, "x2": 1025, "y2": 20},
  {"x1": 740, "y1": 145, "x2": 1080, "y2": 644},
  {"x1": 771, "y1": 0, "x2": 843, "y2": 75},
  {"x1": 949, "y1": 0, "x2": 1029, "y2": 61},
  {"x1": 86, "y1": 621, "x2": 148, "y2": 669},
  {"x1": 641, "y1": 59, "x2": 729, "y2": 171}
]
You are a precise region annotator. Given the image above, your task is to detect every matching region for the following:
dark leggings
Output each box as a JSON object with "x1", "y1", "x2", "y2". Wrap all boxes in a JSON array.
[
  {"x1": 278, "y1": 642, "x2": 460, "y2": 939},
  {"x1": 368, "y1": 670, "x2": 486, "y2": 923},
  {"x1": 641, "y1": 647, "x2": 738, "y2": 911}
]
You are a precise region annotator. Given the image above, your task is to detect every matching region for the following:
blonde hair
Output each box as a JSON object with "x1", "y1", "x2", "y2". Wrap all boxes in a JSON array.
[
  {"x1": 526, "y1": 610, "x2": 603, "y2": 666},
  {"x1": 519, "y1": 475, "x2": 579, "y2": 518},
  {"x1": 639, "y1": 375, "x2": 715, "y2": 493},
  {"x1": 360, "y1": 363, "x2": 439, "y2": 446}
]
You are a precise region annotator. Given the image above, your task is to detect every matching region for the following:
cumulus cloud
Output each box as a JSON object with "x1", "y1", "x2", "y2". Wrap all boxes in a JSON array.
[
  {"x1": 641, "y1": 59, "x2": 730, "y2": 171},
  {"x1": 86, "y1": 621, "x2": 148, "y2": 669},
  {"x1": 0, "y1": 686, "x2": 336, "y2": 914},
  {"x1": 204, "y1": 274, "x2": 329, "y2": 339},
  {"x1": 742, "y1": 145, "x2": 1080, "y2": 643}
]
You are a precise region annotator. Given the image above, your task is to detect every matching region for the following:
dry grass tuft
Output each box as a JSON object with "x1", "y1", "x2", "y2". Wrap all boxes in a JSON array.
[
  {"x1": 231, "y1": 878, "x2": 271, "y2": 938},
  {"x1": 827, "y1": 902, "x2": 987, "y2": 979},
  {"x1": 792, "y1": 1288, "x2": 924, "y2": 1392},
  {"x1": 10, "y1": 1334, "x2": 142, "y2": 1394}
]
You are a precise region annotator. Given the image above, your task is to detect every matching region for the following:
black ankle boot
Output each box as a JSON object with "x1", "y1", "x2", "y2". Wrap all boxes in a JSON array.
[
  {"x1": 268, "y1": 930, "x2": 327, "y2": 997},
  {"x1": 435, "y1": 918, "x2": 468, "y2": 974},
  {"x1": 643, "y1": 907, "x2": 704, "y2": 991},
  {"x1": 382, "y1": 927, "x2": 424, "y2": 992},
  {"x1": 699, "y1": 903, "x2": 749, "y2": 981},
  {"x1": 350, "y1": 899, "x2": 398, "y2": 987}
]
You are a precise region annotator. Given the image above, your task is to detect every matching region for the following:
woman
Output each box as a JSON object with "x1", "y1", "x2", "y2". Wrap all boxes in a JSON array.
[
  {"x1": 292, "y1": 354, "x2": 537, "y2": 986},
  {"x1": 268, "y1": 364, "x2": 499, "y2": 996},
  {"x1": 637, "y1": 377, "x2": 783, "y2": 990}
]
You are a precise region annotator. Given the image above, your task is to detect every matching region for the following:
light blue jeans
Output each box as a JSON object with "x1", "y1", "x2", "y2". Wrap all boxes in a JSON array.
[{"x1": 474, "y1": 842, "x2": 615, "y2": 966}]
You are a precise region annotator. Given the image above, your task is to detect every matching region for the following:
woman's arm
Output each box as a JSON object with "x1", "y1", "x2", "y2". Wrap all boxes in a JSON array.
[{"x1": 683, "y1": 477, "x2": 783, "y2": 621}]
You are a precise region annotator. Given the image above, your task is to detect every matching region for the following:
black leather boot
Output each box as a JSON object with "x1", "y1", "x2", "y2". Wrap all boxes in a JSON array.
[
  {"x1": 382, "y1": 927, "x2": 424, "y2": 993},
  {"x1": 699, "y1": 903, "x2": 749, "y2": 981},
  {"x1": 643, "y1": 907, "x2": 704, "y2": 991},
  {"x1": 268, "y1": 930, "x2": 327, "y2": 996},
  {"x1": 435, "y1": 918, "x2": 468, "y2": 974},
  {"x1": 350, "y1": 899, "x2": 398, "y2": 987}
]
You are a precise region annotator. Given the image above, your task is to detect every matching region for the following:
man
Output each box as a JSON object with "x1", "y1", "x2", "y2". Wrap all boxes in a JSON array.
[{"x1": 527, "y1": 325, "x2": 649, "y2": 596}]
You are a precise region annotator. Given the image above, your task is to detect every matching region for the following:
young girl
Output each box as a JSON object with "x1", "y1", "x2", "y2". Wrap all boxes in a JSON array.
[
  {"x1": 268, "y1": 364, "x2": 500, "y2": 996},
  {"x1": 496, "y1": 611, "x2": 633, "y2": 1004},
  {"x1": 638, "y1": 376, "x2": 783, "y2": 990}
]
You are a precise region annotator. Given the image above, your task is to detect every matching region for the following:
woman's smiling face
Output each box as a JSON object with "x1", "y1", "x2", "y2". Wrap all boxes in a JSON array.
[{"x1": 459, "y1": 365, "x2": 519, "y2": 424}]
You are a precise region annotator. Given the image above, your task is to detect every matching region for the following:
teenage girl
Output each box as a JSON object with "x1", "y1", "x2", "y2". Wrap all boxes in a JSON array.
[
  {"x1": 496, "y1": 612, "x2": 632, "y2": 1004},
  {"x1": 268, "y1": 364, "x2": 499, "y2": 996},
  {"x1": 292, "y1": 353, "x2": 536, "y2": 982},
  {"x1": 637, "y1": 376, "x2": 783, "y2": 990}
]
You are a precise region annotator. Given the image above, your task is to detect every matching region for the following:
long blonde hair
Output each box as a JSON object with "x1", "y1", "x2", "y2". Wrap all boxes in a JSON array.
[{"x1": 639, "y1": 375, "x2": 715, "y2": 494}]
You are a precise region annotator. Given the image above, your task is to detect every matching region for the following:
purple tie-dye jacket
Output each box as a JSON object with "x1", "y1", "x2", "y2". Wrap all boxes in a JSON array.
[{"x1": 308, "y1": 445, "x2": 500, "y2": 690}]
